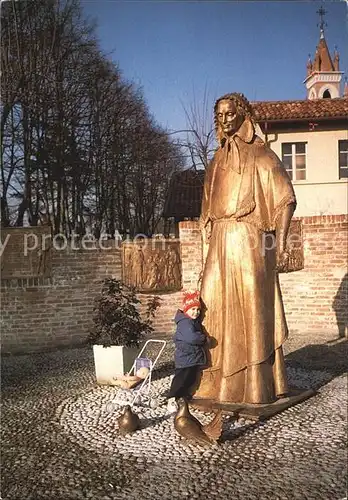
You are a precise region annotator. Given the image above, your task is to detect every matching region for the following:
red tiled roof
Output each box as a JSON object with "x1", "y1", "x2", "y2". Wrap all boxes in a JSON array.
[
  {"x1": 163, "y1": 99, "x2": 348, "y2": 219},
  {"x1": 252, "y1": 98, "x2": 348, "y2": 122}
]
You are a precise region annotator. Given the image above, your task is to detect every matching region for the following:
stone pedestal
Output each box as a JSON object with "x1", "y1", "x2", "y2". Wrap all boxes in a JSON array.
[{"x1": 191, "y1": 388, "x2": 316, "y2": 421}]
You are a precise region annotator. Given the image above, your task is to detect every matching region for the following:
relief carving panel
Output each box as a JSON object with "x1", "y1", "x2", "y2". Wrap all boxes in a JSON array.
[
  {"x1": 122, "y1": 240, "x2": 181, "y2": 292},
  {"x1": 1, "y1": 227, "x2": 52, "y2": 279}
]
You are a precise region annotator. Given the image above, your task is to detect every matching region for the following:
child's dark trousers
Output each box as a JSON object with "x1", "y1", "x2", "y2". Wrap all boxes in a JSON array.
[{"x1": 167, "y1": 366, "x2": 200, "y2": 399}]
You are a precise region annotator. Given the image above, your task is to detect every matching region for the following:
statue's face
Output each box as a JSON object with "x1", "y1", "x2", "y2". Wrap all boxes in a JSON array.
[{"x1": 216, "y1": 99, "x2": 244, "y2": 136}]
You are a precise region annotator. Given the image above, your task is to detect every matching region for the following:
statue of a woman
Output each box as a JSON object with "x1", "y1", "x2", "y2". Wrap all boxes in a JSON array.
[{"x1": 196, "y1": 93, "x2": 296, "y2": 404}]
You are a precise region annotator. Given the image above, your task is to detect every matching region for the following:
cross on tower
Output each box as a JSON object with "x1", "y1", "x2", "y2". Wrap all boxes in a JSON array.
[{"x1": 317, "y1": 6, "x2": 327, "y2": 36}]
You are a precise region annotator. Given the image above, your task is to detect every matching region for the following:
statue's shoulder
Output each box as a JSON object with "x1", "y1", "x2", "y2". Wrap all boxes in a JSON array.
[{"x1": 253, "y1": 137, "x2": 282, "y2": 172}]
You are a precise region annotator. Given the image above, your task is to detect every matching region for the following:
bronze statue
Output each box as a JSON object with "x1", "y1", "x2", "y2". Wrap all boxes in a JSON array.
[
  {"x1": 196, "y1": 93, "x2": 296, "y2": 405},
  {"x1": 169, "y1": 247, "x2": 181, "y2": 284},
  {"x1": 117, "y1": 405, "x2": 140, "y2": 435},
  {"x1": 174, "y1": 398, "x2": 222, "y2": 446}
]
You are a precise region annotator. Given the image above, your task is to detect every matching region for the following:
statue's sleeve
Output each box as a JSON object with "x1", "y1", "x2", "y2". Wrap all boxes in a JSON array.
[{"x1": 264, "y1": 154, "x2": 297, "y2": 230}]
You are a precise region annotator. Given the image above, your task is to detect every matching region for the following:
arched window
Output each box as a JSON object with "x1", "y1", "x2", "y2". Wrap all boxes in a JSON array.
[{"x1": 323, "y1": 89, "x2": 331, "y2": 98}]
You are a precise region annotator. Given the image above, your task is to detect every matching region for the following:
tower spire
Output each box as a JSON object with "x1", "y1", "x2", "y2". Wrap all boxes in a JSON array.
[
  {"x1": 317, "y1": 6, "x2": 327, "y2": 39},
  {"x1": 304, "y1": 7, "x2": 344, "y2": 99}
]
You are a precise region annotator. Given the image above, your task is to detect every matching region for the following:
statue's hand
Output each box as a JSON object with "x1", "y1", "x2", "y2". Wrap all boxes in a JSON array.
[{"x1": 276, "y1": 249, "x2": 290, "y2": 273}]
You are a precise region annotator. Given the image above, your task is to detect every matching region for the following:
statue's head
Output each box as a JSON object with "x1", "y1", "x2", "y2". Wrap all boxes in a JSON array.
[{"x1": 214, "y1": 92, "x2": 255, "y2": 145}]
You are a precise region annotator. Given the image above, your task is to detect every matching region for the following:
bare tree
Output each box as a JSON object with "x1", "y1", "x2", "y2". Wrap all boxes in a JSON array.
[
  {"x1": 177, "y1": 87, "x2": 217, "y2": 171},
  {"x1": 1, "y1": 0, "x2": 184, "y2": 236}
]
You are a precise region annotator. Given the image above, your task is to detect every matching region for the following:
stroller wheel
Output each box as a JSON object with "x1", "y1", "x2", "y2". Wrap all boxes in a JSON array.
[{"x1": 105, "y1": 402, "x2": 116, "y2": 413}]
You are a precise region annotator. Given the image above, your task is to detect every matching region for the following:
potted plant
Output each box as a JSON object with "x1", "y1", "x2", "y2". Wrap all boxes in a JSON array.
[{"x1": 87, "y1": 278, "x2": 161, "y2": 385}]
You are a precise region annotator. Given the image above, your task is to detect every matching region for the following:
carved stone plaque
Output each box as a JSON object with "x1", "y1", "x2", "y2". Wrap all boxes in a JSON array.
[
  {"x1": 1, "y1": 227, "x2": 52, "y2": 279},
  {"x1": 282, "y1": 219, "x2": 304, "y2": 273},
  {"x1": 122, "y1": 240, "x2": 182, "y2": 292}
]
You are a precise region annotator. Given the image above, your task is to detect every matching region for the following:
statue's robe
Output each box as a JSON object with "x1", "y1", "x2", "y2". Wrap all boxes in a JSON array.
[{"x1": 196, "y1": 118, "x2": 296, "y2": 404}]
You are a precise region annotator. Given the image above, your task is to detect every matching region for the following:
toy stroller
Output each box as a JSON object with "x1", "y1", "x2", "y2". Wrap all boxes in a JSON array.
[{"x1": 112, "y1": 339, "x2": 166, "y2": 409}]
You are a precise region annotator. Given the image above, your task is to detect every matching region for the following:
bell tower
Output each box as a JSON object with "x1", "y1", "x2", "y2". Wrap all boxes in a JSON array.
[{"x1": 304, "y1": 7, "x2": 344, "y2": 99}]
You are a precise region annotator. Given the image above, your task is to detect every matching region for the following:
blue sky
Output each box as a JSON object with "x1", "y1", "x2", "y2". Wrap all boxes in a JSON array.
[{"x1": 81, "y1": 1, "x2": 348, "y2": 133}]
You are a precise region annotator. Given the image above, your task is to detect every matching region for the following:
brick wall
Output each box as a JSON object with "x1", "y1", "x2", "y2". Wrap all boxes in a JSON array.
[
  {"x1": 1, "y1": 215, "x2": 347, "y2": 354},
  {"x1": 279, "y1": 215, "x2": 347, "y2": 336},
  {"x1": 0, "y1": 229, "x2": 184, "y2": 354},
  {"x1": 1, "y1": 229, "x2": 122, "y2": 353},
  {"x1": 177, "y1": 216, "x2": 348, "y2": 338},
  {"x1": 179, "y1": 221, "x2": 203, "y2": 288}
]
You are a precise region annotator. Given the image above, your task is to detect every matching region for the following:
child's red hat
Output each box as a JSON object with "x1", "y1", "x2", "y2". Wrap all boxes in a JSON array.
[{"x1": 182, "y1": 290, "x2": 201, "y2": 313}]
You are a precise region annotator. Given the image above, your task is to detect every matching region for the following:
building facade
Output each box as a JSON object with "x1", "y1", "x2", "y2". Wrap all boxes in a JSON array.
[
  {"x1": 253, "y1": 99, "x2": 348, "y2": 217},
  {"x1": 253, "y1": 17, "x2": 347, "y2": 217},
  {"x1": 164, "y1": 14, "x2": 347, "y2": 224}
]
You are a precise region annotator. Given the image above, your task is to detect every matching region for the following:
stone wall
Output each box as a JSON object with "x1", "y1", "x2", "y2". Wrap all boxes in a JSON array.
[
  {"x1": 1, "y1": 215, "x2": 347, "y2": 353},
  {"x1": 0, "y1": 228, "x2": 185, "y2": 354}
]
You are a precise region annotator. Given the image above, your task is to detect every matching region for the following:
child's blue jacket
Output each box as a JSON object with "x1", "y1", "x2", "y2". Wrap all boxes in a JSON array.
[{"x1": 173, "y1": 310, "x2": 207, "y2": 368}]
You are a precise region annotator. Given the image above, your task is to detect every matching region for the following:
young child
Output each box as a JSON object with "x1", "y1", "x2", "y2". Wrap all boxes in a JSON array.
[{"x1": 167, "y1": 290, "x2": 207, "y2": 413}]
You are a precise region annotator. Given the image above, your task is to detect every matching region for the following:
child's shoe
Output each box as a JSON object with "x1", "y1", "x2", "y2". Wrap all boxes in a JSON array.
[{"x1": 166, "y1": 397, "x2": 178, "y2": 414}]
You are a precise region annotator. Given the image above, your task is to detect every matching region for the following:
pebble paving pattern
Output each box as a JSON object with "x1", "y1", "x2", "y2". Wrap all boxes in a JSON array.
[{"x1": 1, "y1": 340, "x2": 347, "y2": 500}]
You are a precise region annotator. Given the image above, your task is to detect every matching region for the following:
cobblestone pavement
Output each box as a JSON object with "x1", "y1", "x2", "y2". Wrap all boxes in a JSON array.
[{"x1": 1, "y1": 336, "x2": 347, "y2": 500}]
